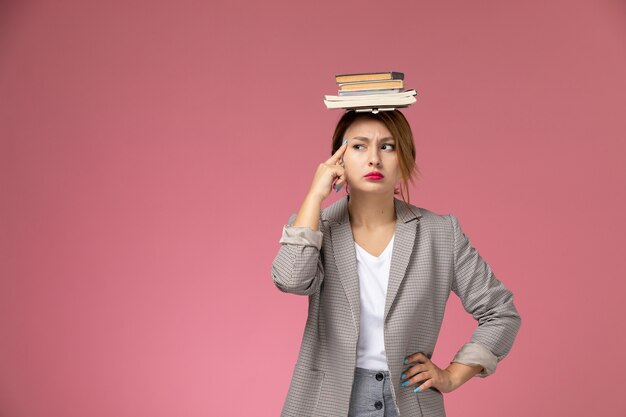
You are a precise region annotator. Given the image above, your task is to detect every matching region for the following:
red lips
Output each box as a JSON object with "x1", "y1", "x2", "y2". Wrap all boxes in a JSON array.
[{"x1": 364, "y1": 171, "x2": 384, "y2": 178}]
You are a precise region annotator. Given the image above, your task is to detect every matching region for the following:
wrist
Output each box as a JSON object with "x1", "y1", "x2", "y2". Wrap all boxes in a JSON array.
[
  {"x1": 305, "y1": 192, "x2": 325, "y2": 207},
  {"x1": 444, "y1": 366, "x2": 462, "y2": 390},
  {"x1": 445, "y1": 362, "x2": 483, "y2": 390}
]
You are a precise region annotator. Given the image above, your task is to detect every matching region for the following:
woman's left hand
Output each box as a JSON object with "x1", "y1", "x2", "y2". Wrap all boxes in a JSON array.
[{"x1": 400, "y1": 352, "x2": 457, "y2": 394}]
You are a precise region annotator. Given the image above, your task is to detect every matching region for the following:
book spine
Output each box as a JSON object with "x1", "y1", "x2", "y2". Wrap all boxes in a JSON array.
[
  {"x1": 335, "y1": 71, "x2": 404, "y2": 84},
  {"x1": 339, "y1": 80, "x2": 404, "y2": 91},
  {"x1": 338, "y1": 89, "x2": 402, "y2": 96}
]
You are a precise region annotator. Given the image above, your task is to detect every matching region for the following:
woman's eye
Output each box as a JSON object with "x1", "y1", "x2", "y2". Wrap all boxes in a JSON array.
[{"x1": 353, "y1": 144, "x2": 395, "y2": 151}]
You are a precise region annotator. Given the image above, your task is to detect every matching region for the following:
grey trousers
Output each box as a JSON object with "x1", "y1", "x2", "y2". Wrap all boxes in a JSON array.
[{"x1": 348, "y1": 367, "x2": 400, "y2": 417}]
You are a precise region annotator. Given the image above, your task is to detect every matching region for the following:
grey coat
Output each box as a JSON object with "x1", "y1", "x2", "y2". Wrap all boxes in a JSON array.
[{"x1": 271, "y1": 195, "x2": 521, "y2": 417}]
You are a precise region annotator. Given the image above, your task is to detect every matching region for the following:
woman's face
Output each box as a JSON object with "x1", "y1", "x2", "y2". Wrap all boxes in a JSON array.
[{"x1": 343, "y1": 118, "x2": 401, "y2": 195}]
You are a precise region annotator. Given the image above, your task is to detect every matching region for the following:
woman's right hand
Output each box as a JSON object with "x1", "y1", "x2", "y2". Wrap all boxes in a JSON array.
[{"x1": 308, "y1": 139, "x2": 349, "y2": 201}]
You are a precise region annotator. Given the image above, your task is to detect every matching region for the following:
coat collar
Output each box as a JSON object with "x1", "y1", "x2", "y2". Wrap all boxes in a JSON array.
[
  {"x1": 322, "y1": 195, "x2": 422, "y2": 338},
  {"x1": 321, "y1": 194, "x2": 421, "y2": 224}
]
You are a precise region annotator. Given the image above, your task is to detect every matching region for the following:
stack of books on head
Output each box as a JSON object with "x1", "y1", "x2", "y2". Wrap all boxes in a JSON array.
[{"x1": 323, "y1": 71, "x2": 417, "y2": 113}]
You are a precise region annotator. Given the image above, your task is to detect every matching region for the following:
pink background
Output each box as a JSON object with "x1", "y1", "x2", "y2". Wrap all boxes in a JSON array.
[{"x1": 1, "y1": 0, "x2": 625, "y2": 416}]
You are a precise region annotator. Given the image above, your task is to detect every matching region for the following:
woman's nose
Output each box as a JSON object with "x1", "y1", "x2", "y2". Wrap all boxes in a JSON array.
[{"x1": 368, "y1": 154, "x2": 381, "y2": 166}]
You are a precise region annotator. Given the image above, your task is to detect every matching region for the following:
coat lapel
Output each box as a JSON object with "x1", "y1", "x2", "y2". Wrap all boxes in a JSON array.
[{"x1": 324, "y1": 195, "x2": 422, "y2": 339}]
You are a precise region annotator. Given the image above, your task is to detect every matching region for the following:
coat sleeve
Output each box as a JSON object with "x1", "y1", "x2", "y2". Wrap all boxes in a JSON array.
[
  {"x1": 270, "y1": 212, "x2": 325, "y2": 296},
  {"x1": 447, "y1": 214, "x2": 522, "y2": 378}
]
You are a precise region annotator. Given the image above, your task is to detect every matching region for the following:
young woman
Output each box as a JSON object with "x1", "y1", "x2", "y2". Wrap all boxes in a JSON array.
[{"x1": 271, "y1": 109, "x2": 521, "y2": 417}]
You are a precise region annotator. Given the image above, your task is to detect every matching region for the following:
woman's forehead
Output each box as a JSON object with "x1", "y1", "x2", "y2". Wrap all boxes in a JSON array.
[{"x1": 346, "y1": 118, "x2": 392, "y2": 138}]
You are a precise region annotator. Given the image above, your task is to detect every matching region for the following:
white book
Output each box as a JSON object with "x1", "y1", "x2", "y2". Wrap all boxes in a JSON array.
[
  {"x1": 324, "y1": 89, "x2": 417, "y2": 102},
  {"x1": 324, "y1": 90, "x2": 417, "y2": 110}
]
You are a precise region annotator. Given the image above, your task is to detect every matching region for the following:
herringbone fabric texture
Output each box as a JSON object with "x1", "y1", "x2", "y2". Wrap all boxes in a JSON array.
[{"x1": 271, "y1": 195, "x2": 521, "y2": 417}]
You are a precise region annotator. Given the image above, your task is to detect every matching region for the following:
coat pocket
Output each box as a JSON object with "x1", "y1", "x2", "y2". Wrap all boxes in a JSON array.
[{"x1": 281, "y1": 363, "x2": 325, "y2": 417}]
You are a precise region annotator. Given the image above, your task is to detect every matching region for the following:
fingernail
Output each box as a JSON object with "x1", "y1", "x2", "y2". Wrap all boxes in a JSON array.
[
  {"x1": 404, "y1": 358, "x2": 408, "y2": 364},
  {"x1": 335, "y1": 184, "x2": 342, "y2": 192},
  {"x1": 401, "y1": 381, "x2": 409, "y2": 387},
  {"x1": 414, "y1": 387, "x2": 421, "y2": 393},
  {"x1": 401, "y1": 373, "x2": 406, "y2": 379},
  {"x1": 343, "y1": 138, "x2": 348, "y2": 145}
]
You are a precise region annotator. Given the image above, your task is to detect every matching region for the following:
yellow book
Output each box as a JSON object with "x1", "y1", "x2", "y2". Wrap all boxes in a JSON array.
[{"x1": 339, "y1": 79, "x2": 404, "y2": 92}]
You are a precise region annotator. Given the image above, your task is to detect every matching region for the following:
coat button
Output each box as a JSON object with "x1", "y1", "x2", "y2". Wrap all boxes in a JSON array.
[
  {"x1": 374, "y1": 400, "x2": 383, "y2": 410},
  {"x1": 375, "y1": 372, "x2": 384, "y2": 381}
]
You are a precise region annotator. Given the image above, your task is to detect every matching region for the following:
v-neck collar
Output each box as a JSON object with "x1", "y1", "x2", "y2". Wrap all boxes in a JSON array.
[{"x1": 354, "y1": 234, "x2": 395, "y2": 260}]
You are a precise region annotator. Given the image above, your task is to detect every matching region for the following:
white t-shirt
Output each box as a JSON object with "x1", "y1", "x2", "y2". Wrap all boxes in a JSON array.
[{"x1": 354, "y1": 233, "x2": 395, "y2": 371}]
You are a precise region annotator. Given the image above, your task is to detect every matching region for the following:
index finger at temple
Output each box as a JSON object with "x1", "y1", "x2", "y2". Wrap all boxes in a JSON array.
[{"x1": 327, "y1": 138, "x2": 349, "y2": 164}]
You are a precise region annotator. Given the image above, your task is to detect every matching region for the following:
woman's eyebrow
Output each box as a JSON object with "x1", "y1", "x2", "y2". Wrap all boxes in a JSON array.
[{"x1": 352, "y1": 136, "x2": 395, "y2": 142}]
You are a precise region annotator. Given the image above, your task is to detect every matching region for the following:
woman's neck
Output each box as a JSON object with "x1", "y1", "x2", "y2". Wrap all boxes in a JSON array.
[{"x1": 347, "y1": 192, "x2": 396, "y2": 229}]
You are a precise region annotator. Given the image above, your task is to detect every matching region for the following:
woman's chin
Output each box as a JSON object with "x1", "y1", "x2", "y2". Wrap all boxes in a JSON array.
[{"x1": 351, "y1": 185, "x2": 395, "y2": 195}]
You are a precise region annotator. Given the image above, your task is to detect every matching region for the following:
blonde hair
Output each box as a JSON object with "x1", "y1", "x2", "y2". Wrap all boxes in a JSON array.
[{"x1": 331, "y1": 109, "x2": 422, "y2": 208}]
